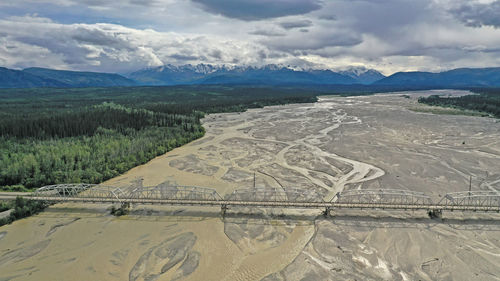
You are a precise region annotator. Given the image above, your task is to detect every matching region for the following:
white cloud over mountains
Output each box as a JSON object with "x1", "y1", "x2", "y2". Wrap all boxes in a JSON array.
[
  {"x1": 1, "y1": 0, "x2": 500, "y2": 74},
  {"x1": 0, "y1": 15, "x2": 274, "y2": 73}
]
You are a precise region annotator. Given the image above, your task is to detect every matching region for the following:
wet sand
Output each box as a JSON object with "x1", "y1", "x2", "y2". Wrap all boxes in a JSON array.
[{"x1": 0, "y1": 90, "x2": 499, "y2": 280}]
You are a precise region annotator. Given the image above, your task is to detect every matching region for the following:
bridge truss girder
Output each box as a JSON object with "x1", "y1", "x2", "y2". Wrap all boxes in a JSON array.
[
  {"x1": 129, "y1": 184, "x2": 222, "y2": 201},
  {"x1": 333, "y1": 189, "x2": 433, "y2": 205},
  {"x1": 28, "y1": 184, "x2": 500, "y2": 214},
  {"x1": 225, "y1": 187, "x2": 323, "y2": 203},
  {"x1": 438, "y1": 191, "x2": 500, "y2": 210},
  {"x1": 33, "y1": 184, "x2": 126, "y2": 202}
]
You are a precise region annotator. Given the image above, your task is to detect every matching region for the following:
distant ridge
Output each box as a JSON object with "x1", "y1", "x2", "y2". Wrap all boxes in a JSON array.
[
  {"x1": 374, "y1": 67, "x2": 500, "y2": 87},
  {"x1": 0, "y1": 67, "x2": 136, "y2": 88},
  {"x1": 0, "y1": 67, "x2": 67, "y2": 88},
  {"x1": 23, "y1": 67, "x2": 137, "y2": 87}
]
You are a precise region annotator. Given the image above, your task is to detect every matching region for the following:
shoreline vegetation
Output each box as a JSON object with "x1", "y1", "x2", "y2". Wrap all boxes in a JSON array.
[
  {"x1": 0, "y1": 197, "x2": 48, "y2": 226},
  {"x1": 417, "y1": 88, "x2": 500, "y2": 119},
  {"x1": 0, "y1": 85, "x2": 318, "y2": 192}
]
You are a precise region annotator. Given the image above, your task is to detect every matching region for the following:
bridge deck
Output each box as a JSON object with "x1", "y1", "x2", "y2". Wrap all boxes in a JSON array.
[{"x1": 24, "y1": 196, "x2": 500, "y2": 213}]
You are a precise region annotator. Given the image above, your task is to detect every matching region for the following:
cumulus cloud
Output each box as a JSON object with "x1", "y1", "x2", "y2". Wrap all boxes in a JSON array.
[
  {"x1": 2, "y1": 0, "x2": 500, "y2": 74},
  {"x1": 190, "y1": 0, "x2": 322, "y2": 20},
  {"x1": 0, "y1": 15, "x2": 275, "y2": 72}
]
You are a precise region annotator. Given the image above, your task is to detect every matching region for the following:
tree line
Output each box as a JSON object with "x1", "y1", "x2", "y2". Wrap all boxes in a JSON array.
[
  {"x1": 0, "y1": 102, "x2": 200, "y2": 139},
  {"x1": 0, "y1": 197, "x2": 48, "y2": 226},
  {"x1": 418, "y1": 89, "x2": 500, "y2": 118},
  {"x1": 0, "y1": 86, "x2": 318, "y2": 191}
]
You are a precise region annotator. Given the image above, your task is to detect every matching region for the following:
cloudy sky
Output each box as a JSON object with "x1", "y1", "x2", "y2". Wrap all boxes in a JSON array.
[{"x1": 1, "y1": 0, "x2": 500, "y2": 75}]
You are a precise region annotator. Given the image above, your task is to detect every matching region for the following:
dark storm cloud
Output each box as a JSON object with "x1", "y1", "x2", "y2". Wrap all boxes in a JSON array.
[
  {"x1": 257, "y1": 49, "x2": 267, "y2": 59},
  {"x1": 169, "y1": 53, "x2": 200, "y2": 61},
  {"x1": 279, "y1": 19, "x2": 313, "y2": 30},
  {"x1": 129, "y1": 0, "x2": 159, "y2": 6},
  {"x1": 265, "y1": 30, "x2": 362, "y2": 52},
  {"x1": 318, "y1": 14, "x2": 337, "y2": 21},
  {"x1": 191, "y1": 0, "x2": 322, "y2": 20},
  {"x1": 71, "y1": 27, "x2": 131, "y2": 48},
  {"x1": 70, "y1": 0, "x2": 159, "y2": 7},
  {"x1": 326, "y1": 0, "x2": 432, "y2": 38},
  {"x1": 210, "y1": 49, "x2": 222, "y2": 59},
  {"x1": 248, "y1": 29, "x2": 286, "y2": 37},
  {"x1": 451, "y1": 1, "x2": 500, "y2": 28}
]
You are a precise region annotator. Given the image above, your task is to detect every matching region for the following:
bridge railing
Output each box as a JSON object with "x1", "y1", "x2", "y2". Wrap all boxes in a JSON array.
[{"x1": 333, "y1": 189, "x2": 433, "y2": 205}]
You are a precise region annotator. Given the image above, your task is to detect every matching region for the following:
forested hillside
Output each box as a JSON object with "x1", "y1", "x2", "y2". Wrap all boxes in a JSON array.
[{"x1": 0, "y1": 86, "x2": 317, "y2": 190}]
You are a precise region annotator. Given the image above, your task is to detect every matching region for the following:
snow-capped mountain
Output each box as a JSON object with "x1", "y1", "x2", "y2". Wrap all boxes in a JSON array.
[
  {"x1": 128, "y1": 64, "x2": 385, "y2": 86},
  {"x1": 337, "y1": 66, "x2": 386, "y2": 84}
]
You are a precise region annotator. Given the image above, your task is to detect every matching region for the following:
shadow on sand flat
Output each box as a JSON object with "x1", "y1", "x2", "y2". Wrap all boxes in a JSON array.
[{"x1": 35, "y1": 205, "x2": 500, "y2": 231}]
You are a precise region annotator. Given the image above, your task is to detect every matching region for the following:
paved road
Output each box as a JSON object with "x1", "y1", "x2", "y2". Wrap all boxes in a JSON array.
[{"x1": 0, "y1": 192, "x2": 31, "y2": 200}]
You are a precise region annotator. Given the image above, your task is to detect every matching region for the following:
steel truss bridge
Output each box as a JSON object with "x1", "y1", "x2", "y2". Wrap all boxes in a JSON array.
[{"x1": 7, "y1": 183, "x2": 498, "y2": 217}]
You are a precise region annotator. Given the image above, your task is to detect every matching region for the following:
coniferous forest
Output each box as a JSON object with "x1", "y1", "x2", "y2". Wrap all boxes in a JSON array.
[
  {"x1": 418, "y1": 89, "x2": 500, "y2": 118},
  {"x1": 0, "y1": 85, "x2": 318, "y2": 191}
]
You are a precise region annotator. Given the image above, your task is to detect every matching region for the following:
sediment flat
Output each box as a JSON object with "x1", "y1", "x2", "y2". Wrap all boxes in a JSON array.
[{"x1": 0, "y1": 90, "x2": 499, "y2": 281}]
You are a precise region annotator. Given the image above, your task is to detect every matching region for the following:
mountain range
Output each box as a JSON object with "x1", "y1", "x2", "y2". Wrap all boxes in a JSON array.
[
  {"x1": 128, "y1": 64, "x2": 385, "y2": 86},
  {"x1": 1, "y1": 64, "x2": 500, "y2": 89}
]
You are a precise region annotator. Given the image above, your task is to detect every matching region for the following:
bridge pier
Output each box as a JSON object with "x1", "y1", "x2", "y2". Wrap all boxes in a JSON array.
[
  {"x1": 121, "y1": 202, "x2": 130, "y2": 210},
  {"x1": 428, "y1": 209, "x2": 442, "y2": 219},
  {"x1": 221, "y1": 204, "x2": 228, "y2": 218},
  {"x1": 110, "y1": 202, "x2": 130, "y2": 216},
  {"x1": 322, "y1": 207, "x2": 331, "y2": 217}
]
